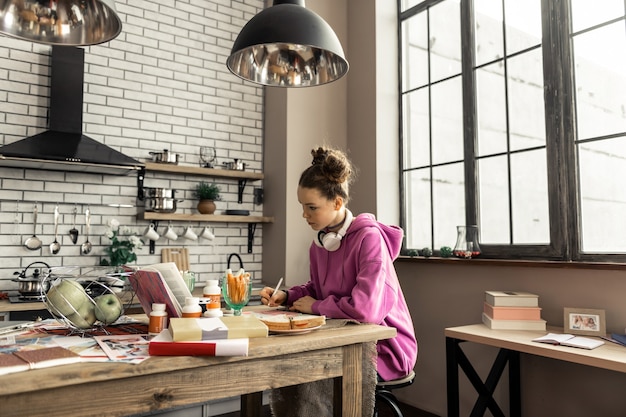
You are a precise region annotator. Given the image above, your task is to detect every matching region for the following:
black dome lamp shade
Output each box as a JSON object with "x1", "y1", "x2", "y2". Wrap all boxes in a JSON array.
[
  {"x1": 0, "y1": 0, "x2": 122, "y2": 46},
  {"x1": 226, "y1": 0, "x2": 349, "y2": 87}
]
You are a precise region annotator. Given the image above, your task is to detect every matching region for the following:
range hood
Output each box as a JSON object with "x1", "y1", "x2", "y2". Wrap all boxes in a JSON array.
[{"x1": 0, "y1": 46, "x2": 143, "y2": 176}]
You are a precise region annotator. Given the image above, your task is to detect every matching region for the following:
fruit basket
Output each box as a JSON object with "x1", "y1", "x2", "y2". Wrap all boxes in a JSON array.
[{"x1": 40, "y1": 266, "x2": 135, "y2": 334}]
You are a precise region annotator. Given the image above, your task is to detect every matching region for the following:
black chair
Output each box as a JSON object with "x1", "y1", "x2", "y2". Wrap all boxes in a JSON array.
[{"x1": 374, "y1": 370, "x2": 416, "y2": 417}]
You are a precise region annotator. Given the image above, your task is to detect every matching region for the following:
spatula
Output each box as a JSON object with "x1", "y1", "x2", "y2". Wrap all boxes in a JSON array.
[{"x1": 69, "y1": 205, "x2": 79, "y2": 244}]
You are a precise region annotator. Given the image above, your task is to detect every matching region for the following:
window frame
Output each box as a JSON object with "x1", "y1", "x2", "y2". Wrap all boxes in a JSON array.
[{"x1": 399, "y1": 0, "x2": 626, "y2": 263}]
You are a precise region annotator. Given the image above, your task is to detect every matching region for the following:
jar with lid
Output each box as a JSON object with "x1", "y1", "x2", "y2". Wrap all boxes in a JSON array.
[
  {"x1": 148, "y1": 303, "x2": 168, "y2": 336},
  {"x1": 181, "y1": 297, "x2": 202, "y2": 318},
  {"x1": 203, "y1": 280, "x2": 221, "y2": 309}
]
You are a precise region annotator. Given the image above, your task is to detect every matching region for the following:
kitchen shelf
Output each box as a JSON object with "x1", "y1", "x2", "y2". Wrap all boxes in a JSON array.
[
  {"x1": 137, "y1": 212, "x2": 274, "y2": 223},
  {"x1": 144, "y1": 162, "x2": 264, "y2": 180}
]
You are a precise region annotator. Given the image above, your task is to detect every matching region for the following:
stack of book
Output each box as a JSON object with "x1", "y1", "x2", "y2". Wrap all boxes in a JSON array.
[{"x1": 482, "y1": 291, "x2": 546, "y2": 331}]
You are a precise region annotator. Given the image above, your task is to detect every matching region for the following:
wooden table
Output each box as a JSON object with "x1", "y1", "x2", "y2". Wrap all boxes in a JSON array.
[
  {"x1": 0, "y1": 322, "x2": 395, "y2": 417},
  {"x1": 445, "y1": 324, "x2": 626, "y2": 417}
]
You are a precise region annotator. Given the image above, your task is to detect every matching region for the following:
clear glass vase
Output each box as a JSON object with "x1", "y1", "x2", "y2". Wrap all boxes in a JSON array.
[{"x1": 453, "y1": 225, "x2": 481, "y2": 259}]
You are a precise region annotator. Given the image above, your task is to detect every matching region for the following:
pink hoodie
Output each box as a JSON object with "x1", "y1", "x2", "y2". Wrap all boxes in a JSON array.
[{"x1": 285, "y1": 213, "x2": 418, "y2": 381}]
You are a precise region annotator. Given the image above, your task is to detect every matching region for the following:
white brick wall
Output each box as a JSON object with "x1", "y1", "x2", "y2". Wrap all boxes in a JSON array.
[{"x1": 0, "y1": 0, "x2": 265, "y2": 291}]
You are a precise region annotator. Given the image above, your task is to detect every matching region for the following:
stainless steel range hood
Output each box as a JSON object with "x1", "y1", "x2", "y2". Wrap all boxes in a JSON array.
[{"x1": 0, "y1": 46, "x2": 143, "y2": 176}]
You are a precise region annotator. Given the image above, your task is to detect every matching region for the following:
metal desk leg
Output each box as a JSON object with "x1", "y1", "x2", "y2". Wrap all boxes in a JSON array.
[
  {"x1": 446, "y1": 336, "x2": 521, "y2": 417},
  {"x1": 446, "y1": 336, "x2": 461, "y2": 417}
]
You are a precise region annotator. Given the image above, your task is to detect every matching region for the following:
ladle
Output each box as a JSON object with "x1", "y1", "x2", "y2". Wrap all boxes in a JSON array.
[
  {"x1": 24, "y1": 204, "x2": 42, "y2": 251},
  {"x1": 50, "y1": 205, "x2": 61, "y2": 255},
  {"x1": 69, "y1": 205, "x2": 79, "y2": 244},
  {"x1": 81, "y1": 207, "x2": 92, "y2": 255}
]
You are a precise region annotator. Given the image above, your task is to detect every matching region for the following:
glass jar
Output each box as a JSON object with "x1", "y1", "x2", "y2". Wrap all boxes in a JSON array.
[{"x1": 453, "y1": 225, "x2": 481, "y2": 259}]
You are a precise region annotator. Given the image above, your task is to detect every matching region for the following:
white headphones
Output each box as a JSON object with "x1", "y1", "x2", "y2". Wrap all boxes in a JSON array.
[{"x1": 314, "y1": 209, "x2": 354, "y2": 252}]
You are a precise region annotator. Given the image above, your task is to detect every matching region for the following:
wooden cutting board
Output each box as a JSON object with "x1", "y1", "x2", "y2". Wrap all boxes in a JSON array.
[{"x1": 161, "y1": 248, "x2": 190, "y2": 272}]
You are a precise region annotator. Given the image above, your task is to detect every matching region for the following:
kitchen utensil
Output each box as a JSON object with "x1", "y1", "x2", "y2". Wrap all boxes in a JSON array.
[
  {"x1": 149, "y1": 149, "x2": 180, "y2": 164},
  {"x1": 143, "y1": 197, "x2": 182, "y2": 213},
  {"x1": 143, "y1": 187, "x2": 176, "y2": 198},
  {"x1": 81, "y1": 207, "x2": 92, "y2": 255},
  {"x1": 143, "y1": 224, "x2": 160, "y2": 241},
  {"x1": 69, "y1": 205, "x2": 79, "y2": 244},
  {"x1": 12, "y1": 261, "x2": 51, "y2": 297},
  {"x1": 161, "y1": 248, "x2": 190, "y2": 272},
  {"x1": 182, "y1": 226, "x2": 198, "y2": 241},
  {"x1": 199, "y1": 226, "x2": 215, "y2": 240},
  {"x1": 199, "y1": 146, "x2": 217, "y2": 168},
  {"x1": 163, "y1": 224, "x2": 178, "y2": 240},
  {"x1": 222, "y1": 159, "x2": 246, "y2": 171},
  {"x1": 50, "y1": 205, "x2": 61, "y2": 255},
  {"x1": 24, "y1": 204, "x2": 42, "y2": 251}
]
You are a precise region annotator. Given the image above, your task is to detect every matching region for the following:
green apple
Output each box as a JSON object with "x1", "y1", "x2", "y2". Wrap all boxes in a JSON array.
[
  {"x1": 67, "y1": 301, "x2": 97, "y2": 329},
  {"x1": 46, "y1": 279, "x2": 89, "y2": 317},
  {"x1": 94, "y1": 294, "x2": 123, "y2": 324}
]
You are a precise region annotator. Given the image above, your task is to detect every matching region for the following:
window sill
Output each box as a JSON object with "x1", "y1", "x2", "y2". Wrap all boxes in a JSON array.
[{"x1": 396, "y1": 256, "x2": 626, "y2": 271}]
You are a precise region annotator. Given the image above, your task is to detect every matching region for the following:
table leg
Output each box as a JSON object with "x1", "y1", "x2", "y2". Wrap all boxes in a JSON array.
[
  {"x1": 241, "y1": 391, "x2": 263, "y2": 417},
  {"x1": 508, "y1": 351, "x2": 521, "y2": 417},
  {"x1": 341, "y1": 343, "x2": 364, "y2": 417}
]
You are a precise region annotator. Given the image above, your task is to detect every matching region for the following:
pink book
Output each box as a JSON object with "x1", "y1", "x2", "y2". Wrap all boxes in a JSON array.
[{"x1": 483, "y1": 302, "x2": 542, "y2": 320}]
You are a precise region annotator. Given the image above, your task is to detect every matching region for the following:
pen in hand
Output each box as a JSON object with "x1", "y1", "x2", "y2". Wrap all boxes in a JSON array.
[{"x1": 268, "y1": 277, "x2": 284, "y2": 306}]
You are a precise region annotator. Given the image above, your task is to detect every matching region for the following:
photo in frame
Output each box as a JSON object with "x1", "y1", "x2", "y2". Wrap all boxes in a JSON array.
[{"x1": 563, "y1": 308, "x2": 606, "y2": 336}]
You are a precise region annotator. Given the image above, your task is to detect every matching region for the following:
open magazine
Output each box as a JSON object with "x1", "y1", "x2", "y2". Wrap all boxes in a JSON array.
[{"x1": 129, "y1": 262, "x2": 193, "y2": 318}]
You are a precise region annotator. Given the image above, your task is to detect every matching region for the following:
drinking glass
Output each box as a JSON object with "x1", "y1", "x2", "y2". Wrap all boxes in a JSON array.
[
  {"x1": 222, "y1": 275, "x2": 251, "y2": 316},
  {"x1": 199, "y1": 146, "x2": 216, "y2": 168}
]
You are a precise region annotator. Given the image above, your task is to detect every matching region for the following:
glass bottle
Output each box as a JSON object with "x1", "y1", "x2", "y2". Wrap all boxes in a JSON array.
[{"x1": 453, "y1": 225, "x2": 481, "y2": 259}]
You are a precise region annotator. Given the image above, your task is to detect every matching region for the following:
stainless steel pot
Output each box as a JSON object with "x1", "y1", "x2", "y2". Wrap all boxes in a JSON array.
[
  {"x1": 149, "y1": 149, "x2": 179, "y2": 164},
  {"x1": 223, "y1": 158, "x2": 246, "y2": 171},
  {"x1": 143, "y1": 187, "x2": 176, "y2": 199},
  {"x1": 143, "y1": 197, "x2": 182, "y2": 213}
]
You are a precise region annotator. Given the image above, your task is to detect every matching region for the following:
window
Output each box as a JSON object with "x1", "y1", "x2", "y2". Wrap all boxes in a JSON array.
[{"x1": 400, "y1": 0, "x2": 626, "y2": 262}]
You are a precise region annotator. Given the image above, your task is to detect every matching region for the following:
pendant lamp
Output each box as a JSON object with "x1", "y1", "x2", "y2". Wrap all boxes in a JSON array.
[
  {"x1": 227, "y1": 0, "x2": 349, "y2": 87},
  {"x1": 0, "y1": 0, "x2": 122, "y2": 46}
]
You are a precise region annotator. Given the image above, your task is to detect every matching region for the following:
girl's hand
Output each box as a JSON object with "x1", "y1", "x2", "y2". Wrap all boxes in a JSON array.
[
  {"x1": 290, "y1": 296, "x2": 316, "y2": 314},
  {"x1": 260, "y1": 287, "x2": 287, "y2": 306}
]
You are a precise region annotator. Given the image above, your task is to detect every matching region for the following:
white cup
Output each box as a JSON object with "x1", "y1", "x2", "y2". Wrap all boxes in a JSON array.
[
  {"x1": 182, "y1": 226, "x2": 198, "y2": 241},
  {"x1": 199, "y1": 226, "x2": 215, "y2": 240},
  {"x1": 143, "y1": 224, "x2": 160, "y2": 241},
  {"x1": 163, "y1": 225, "x2": 178, "y2": 240}
]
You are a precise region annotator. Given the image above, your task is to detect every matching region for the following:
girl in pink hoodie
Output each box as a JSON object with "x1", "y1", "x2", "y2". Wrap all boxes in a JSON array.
[{"x1": 261, "y1": 147, "x2": 417, "y2": 381}]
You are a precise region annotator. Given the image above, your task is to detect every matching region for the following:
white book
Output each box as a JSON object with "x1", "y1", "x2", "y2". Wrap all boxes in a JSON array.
[
  {"x1": 485, "y1": 291, "x2": 539, "y2": 307},
  {"x1": 129, "y1": 262, "x2": 193, "y2": 318},
  {"x1": 532, "y1": 333, "x2": 604, "y2": 350}
]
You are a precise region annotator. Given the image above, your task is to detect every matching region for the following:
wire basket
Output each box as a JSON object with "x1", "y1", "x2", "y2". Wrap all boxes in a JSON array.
[{"x1": 40, "y1": 266, "x2": 136, "y2": 334}]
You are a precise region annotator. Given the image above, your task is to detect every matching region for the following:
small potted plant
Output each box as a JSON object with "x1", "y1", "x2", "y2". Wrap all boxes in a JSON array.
[{"x1": 194, "y1": 181, "x2": 221, "y2": 214}]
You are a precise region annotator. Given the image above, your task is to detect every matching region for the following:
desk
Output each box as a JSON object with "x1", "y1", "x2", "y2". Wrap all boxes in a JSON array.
[
  {"x1": 445, "y1": 324, "x2": 626, "y2": 417},
  {"x1": 0, "y1": 322, "x2": 395, "y2": 417}
]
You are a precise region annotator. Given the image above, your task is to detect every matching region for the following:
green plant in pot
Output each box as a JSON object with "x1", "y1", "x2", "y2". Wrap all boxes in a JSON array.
[{"x1": 194, "y1": 181, "x2": 221, "y2": 214}]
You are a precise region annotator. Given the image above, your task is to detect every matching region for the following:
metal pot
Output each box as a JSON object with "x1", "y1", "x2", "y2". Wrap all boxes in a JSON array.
[
  {"x1": 149, "y1": 149, "x2": 179, "y2": 164},
  {"x1": 223, "y1": 158, "x2": 246, "y2": 171},
  {"x1": 12, "y1": 261, "x2": 51, "y2": 296},
  {"x1": 143, "y1": 197, "x2": 182, "y2": 213},
  {"x1": 143, "y1": 187, "x2": 176, "y2": 199}
]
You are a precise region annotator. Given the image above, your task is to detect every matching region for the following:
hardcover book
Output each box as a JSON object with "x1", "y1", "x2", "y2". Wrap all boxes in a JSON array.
[
  {"x1": 483, "y1": 302, "x2": 542, "y2": 321},
  {"x1": 12, "y1": 346, "x2": 81, "y2": 370},
  {"x1": 482, "y1": 313, "x2": 546, "y2": 331},
  {"x1": 129, "y1": 262, "x2": 194, "y2": 318},
  {"x1": 485, "y1": 291, "x2": 539, "y2": 307},
  {"x1": 148, "y1": 329, "x2": 249, "y2": 356}
]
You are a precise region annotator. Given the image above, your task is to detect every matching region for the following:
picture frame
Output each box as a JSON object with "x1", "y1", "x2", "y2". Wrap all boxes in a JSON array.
[{"x1": 563, "y1": 307, "x2": 606, "y2": 336}]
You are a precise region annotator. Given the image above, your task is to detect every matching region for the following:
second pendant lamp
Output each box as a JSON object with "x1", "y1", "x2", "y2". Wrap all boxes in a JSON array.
[{"x1": 227, "y1": 0, "x2": 349, "y2": 88}]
